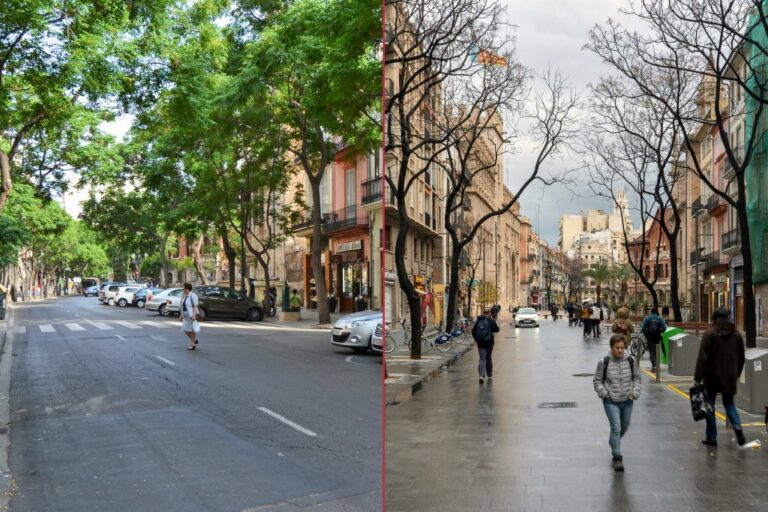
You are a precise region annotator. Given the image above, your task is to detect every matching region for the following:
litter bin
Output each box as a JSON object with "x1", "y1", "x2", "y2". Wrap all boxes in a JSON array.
[
  {"x1": 660, "y1": 326, "x2": 683, "y2": 365},
  {"x1": 668, "y1": 333, "x2": 701, "y2": 376},
  {"x1": 736, "y1": 348, "x2": 768, "y2": 414}
]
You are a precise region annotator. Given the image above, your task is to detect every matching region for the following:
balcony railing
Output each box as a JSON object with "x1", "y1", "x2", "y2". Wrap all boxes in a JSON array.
[
  {"x1": 706, "y1": 193, "x2": 724, "y2": 213},
  {"x1": 721, "y1": 228, "x2": 741, "y2": 252},
  {"x1": 324, "y1": 204, "x2": 367, "y2": 233},
  {"x1": 691, "y1": 196, "x2": 703, "y2": 213},
  {"x1": 702, "y1": 251, "x2": 726, "y2": 272},
  {"x1": 293, "y1": 204, "x2": 332, "y2": 232},
  {"x1": 361, "y1": 177, "x2": 394, "y2": 206},
  {"x1": 690, "y1": 247, "x2": 702, "y2": 265}
]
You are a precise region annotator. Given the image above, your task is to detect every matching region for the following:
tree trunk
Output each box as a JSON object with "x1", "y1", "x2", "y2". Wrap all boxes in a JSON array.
[
  {"x1": 394, "y1": 203, "x2": 422, "y2": 359},
  {"x1": 191, "y1": 235, "x2": 208, "y2": 285},
  {"x1": 736, "y1": 186, "x2": 757, "y2": 348},
  {"x1": 444, "y1": 240, "x2": 462, "y2": 332},
  {"x1": 0, "y1": 150, "x2": 11, "y2": 213},
  {"x1": 309, "y1": 181, "x2": 330, "y2": 324},
  {"x1": 219, "y1": 225, "x2": 237, "y2": 290},
  {"x1": 159, "y1": 235, "x2": 170, "y2": 288},
  {"x1": 668, "y1": 235, "x2": 683, "y2": 322}
]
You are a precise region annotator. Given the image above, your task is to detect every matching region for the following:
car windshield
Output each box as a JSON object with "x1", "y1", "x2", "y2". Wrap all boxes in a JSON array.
[{"x1": 519, "y1": 308, "x2": 536, "y2": 314}]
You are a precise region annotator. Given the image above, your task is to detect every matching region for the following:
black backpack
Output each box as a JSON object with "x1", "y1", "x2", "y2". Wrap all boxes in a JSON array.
[
  {"x1": 474, "y1": 317, "x2": 493, "y2": 342},
  {"x1": 602, "y1": 355, "x2": 635, "y2": 383},
  {"x1": 645, "y1": 317, "x2": 662, "y2": 336}
]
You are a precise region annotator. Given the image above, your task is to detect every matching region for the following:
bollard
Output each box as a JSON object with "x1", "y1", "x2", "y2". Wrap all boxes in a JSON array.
[{"x1": 656, "y1": 343, "x2": 661, "y2": 383}]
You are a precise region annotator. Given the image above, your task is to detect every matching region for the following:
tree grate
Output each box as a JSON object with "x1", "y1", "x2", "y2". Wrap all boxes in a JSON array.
[{"x1": 538, "y1": 402, "x2": 578, "y2": 409}]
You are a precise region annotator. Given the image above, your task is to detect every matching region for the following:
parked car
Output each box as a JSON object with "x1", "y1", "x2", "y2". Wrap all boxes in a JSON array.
[
  {"x1": 98, "y1": 282, "x2": 127, "y2": 303},
  {"x1": 194, "y1": 286, "x2": 264, "y2": 321},
  {"x1": 514, "y1": 307, "x2": 540, "y2": 328},
  {"x1": 371, "y1": 323, "x2": 384, "y2": 353},
  {"x1": 331, "y1": 310, "x2": 381, "y2": 353},
  {"x1": 132, "y1": 287, "x2": 162, "y2": 308},
  {"x1": 145, "y1": 288, "x2": 183, "y2": 316},
  {"x1": 114, "y1": 286, "x2": 145, "y2": 307},
  {"x1": 102, "y1": 284, "x2": 128, "y2": 306},
  {"x1": 83, "y1": 285, "x2": 100, "y2": 297}
]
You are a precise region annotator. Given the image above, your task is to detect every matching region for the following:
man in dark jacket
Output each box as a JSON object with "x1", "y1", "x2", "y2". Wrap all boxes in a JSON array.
[
  {"x1": 695, "y1": 308, "x2": 747, "y2": 447},
  {"x1": 472, "y1": 307, "x2": 500, "y2": 384},
  {"x1": 640, "y1": 308, "x2": 666, "y2": 373}
]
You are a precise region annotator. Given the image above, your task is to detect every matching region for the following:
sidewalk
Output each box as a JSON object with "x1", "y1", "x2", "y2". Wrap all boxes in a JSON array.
[
  {"x1": 386, "y1": 321, "x2": 768, "y2": 512},
  {"x1": 261, "y1": 308, "x2": 344, "y2": 329}
]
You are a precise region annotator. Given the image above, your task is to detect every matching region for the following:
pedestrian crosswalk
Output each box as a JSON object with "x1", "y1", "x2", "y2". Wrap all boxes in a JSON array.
[{"x1": 12, "y1": 319, "x2": 178, "y2": 335}]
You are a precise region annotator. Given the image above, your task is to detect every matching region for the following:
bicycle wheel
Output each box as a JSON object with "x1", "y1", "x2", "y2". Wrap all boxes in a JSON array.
[
  {"x1": 385, "y1": 334, "x2": 396, "y2": 353},
  {"x1": 434, "y1": 333, "x2": 453, "y2": 352}
]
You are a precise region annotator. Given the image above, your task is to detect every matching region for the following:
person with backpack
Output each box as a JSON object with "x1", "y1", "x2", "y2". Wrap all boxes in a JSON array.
[
  {"x1": 550, "y1": 303, "x2": 559, "y2": 321},
  {"x1": 472, "y1": 307, "x2": 500, "y2": 384},
  {"x1": 590, "y1": 302, "x2": 603, "y2": 338},
  {"x1": 695, "y1": 308, "x2": 747, "y2": 447},
  {"x1": 611, "y1": 307, "x2": 634, "y2": 346},
  {"x1": 581, "y1": 302, "x2": 592, "y2": 336},
  {"x1": 593, "y1": 334, "x2": 641, "y2": 472},
  {"x1": 640, "y1": 308, "x2": 666, "y2": 373}
]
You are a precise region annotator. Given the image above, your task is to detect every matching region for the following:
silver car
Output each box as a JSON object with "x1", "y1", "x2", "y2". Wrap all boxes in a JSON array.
[
  {"x1": 331, "y1": 310, "x2": 382, "y2": 353},
  {"x1": 145, "y1": 288, "x2": 183, "y2": 316}
]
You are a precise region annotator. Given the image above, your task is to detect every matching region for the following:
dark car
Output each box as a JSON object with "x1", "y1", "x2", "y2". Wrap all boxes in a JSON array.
[
  {"x1": 194, "y1": 285, "x2": 264, "y2": 321},
  {"x1": 132, "y1": 287, "x2": 163, "y2": 308}
]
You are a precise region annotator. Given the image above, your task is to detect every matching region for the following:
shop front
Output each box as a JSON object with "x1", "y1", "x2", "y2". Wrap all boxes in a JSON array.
[{"x1": 332, "y1": 239, "x2": 369, "y2": 313}]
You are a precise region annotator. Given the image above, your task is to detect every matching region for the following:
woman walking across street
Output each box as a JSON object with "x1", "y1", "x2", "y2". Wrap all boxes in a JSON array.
[
  {"x1": 611, "y1": 307, "x2": 634, "y2": 345},
  {"x1": 180, "y1": 283, "x2": 200, "y2": 350},
  {"x1": 594, "y1": 334, "x2": 641, "y2": 472}
]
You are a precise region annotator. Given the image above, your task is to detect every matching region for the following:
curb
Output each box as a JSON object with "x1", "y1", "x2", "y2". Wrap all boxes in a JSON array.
[
  {"x1": 385, "y1": 342, "x2": 474, "y2": 406},
  {"x1": 0, "y1": 305, "x2": 13, "y2": 509}
]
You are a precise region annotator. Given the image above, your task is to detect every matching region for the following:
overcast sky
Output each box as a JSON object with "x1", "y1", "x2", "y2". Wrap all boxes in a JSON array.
[{"x1": 500, "y1": 0, "x2": 630, "y2": 245}]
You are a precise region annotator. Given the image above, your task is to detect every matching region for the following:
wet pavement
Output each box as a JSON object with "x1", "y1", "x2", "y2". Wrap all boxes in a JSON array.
[{"x1": 385, "y1": 319, "x2": 768, "y2": 512}]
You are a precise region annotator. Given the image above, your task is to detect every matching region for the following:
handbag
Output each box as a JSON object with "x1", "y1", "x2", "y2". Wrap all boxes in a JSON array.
[{"x1": 689, "y1": 383, "x2": 714, "y2": 421}]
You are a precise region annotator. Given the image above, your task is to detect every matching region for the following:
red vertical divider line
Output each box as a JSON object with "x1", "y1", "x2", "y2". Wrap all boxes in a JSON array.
[{"x1": 380, "y1": 1, "x2": 387, "y2": 510}]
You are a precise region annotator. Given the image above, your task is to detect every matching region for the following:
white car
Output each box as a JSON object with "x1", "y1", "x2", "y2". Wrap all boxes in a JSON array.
[
  {"x1": 113, "y1": 286, "x2": 145, "y2": 307},
  {"x1": 145, "y1": 288, "x2": 184, "y2": 316},
  {"x1": 331, "y1": 310, "x2": 381, "y2": 353},
  {"x1": 514, "y1": 307, "x2": 540, "y2": 328},
  {"x1": 101, "y1": 284, "x2": 124, "y2": 306}
]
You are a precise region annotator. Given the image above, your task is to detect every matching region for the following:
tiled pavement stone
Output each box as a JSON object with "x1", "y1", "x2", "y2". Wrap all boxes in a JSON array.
[{"x1": 386, "y1": 318, "x2": 768, "y2": 512}]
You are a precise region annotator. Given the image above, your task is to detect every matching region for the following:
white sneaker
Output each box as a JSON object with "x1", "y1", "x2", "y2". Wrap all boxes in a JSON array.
[{"x1": 487, "y1": 376, "x2": 493, "y2": 380}]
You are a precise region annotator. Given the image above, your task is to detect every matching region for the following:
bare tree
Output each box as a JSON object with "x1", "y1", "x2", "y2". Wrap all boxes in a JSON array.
[
  {"x1": 586, "y1": 74, "x2": 686, "y2": 320},
  {"x1": 586, "y1": 0, "x2": 768, "y2": 346},
  {"x1": 563, "y1": 255, "x2": 584, "y2": 303},
  {"x1": 385, "y1": 0, "x2": 577, "y2": 357}
]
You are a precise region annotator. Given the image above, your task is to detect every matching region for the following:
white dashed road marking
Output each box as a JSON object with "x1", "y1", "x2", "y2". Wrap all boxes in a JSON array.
[
  {"x1": 112, "y1": 320, "x2": 142, "y2": 330},
  {"x1": 65, "y1": 323, "x2": 86, "y2": 331},
  {"x1": 85, "y1": 320, "x2": 113, "y2": 330},
  {"x1": 39, "y1": 325, "x2": 55, "y2": 333},
  {"x1": 141, "y1": 321, "x2": 169, "y2": 328},
  {"x1": 14, "y1": 326, "x2": 26, "y2": 334},
  {"x1": 257, "y1": 407, "x2": 317, "y2": 437},
  {"x1": 155, "y1": 356, "x2": 176, "y2": 366}
]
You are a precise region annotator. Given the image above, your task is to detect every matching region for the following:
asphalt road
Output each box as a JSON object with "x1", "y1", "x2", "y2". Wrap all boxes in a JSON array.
[{"x1": 5, "y1": 296, "x2": 381, "y2": 511}]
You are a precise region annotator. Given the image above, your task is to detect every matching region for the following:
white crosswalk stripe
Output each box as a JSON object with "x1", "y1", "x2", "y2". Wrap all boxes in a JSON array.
[
  {"x1": 139, "y1": 321, "x2": 170, "y2": 328},
  {"x1": 14, "y1": 326, "x2": 26, "y2": 334},
  {"x1": 39, "y1": 325, "x2": 55, "y2": 333},
  {"x1": 111, "y1": 321, "x2": 142, "y2": 330},
  {"x1": 65, "y1": 323, "x2": 86, "y2": 331},
  {"x1": 86, "y1": 321, "x2": 114, "y2": 330}
]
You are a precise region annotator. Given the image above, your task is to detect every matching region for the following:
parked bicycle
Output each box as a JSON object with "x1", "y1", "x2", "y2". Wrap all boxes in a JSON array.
[{"x1": 630, "y1": 332, "x2": 646, "y2": 360}]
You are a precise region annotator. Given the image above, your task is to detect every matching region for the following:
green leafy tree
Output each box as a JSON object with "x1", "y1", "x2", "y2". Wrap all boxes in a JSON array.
[{"x1": 583, "y1": 261, "x2": 612, "y2": 305}]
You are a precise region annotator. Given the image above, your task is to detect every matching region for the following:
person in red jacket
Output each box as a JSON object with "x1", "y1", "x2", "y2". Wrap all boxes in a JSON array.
[{"x1": 694, "y1": 308, "x2": 747, "y2": 447}]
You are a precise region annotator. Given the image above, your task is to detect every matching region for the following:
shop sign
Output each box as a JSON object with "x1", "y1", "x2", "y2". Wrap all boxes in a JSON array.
[
  {"x1": 338, "y1": 240, "x2": 362, "y2": 252},
  {"x1": 730, "y1": 255, "x2": 744, "y2": 268},
  {"x1": 385, "y1": 271, "x2": 398, "y2": 282}
]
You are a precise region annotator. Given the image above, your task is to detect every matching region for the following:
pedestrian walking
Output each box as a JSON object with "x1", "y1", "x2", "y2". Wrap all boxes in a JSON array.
[
  {"x1": 550, "y1": 304, "x2": 558, "y2": 321},
  {"x1": 590, "y1": 302, "x2": 602, "y2": 338},
  {"x1": 695, "y1": 308, "x2": 747, "y2": 447},
  {"x1": 661, "y1": 304, "x2": 670, "y2": 320},
  {"x1": 491, "y1": 304, "x2": 500, "y2": 321},
  {"x1": 640, "y1": 308, "x2": 666, "y2": 373},
  {"x1": 180, "y1": 283, "x2": 200, "y2": 351},
  {"x1": 472, "y1": 307, "x2": 499, "y2": 384},
  {"x1": 581, "y1": 302, "x2": 592, "y2": 336},
  {"x1": 611, "y1": 307, "x2": 634, "y2": 346},
  {"x1": 567, "y1": 303, "x2": 575, "y2": 326},
  {"x1": 593, "y1": 334, "x2": 641, "y2": 472}
]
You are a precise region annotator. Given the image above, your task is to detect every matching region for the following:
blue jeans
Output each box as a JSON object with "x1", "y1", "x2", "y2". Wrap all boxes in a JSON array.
[
  {"x1": 704, "y1": 391, "x2": 742, "y2": 442},
  {"x1": 603, "y1": 399, "x2": 634, "y2": 458},
  {"x1": 477, "y1": 344, "x2": 494, "y2": 378}
]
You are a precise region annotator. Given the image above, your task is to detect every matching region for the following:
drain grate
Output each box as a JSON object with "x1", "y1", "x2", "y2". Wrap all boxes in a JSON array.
[
  {"x1": 572, "y1": 373, "x2": 594, "y2": 377},
  {"x1": 538, "y1": 402, "x2": 578, "y2": 409}
]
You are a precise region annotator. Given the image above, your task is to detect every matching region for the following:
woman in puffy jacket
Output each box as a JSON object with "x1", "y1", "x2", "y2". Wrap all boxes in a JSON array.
[{"x1": 611, "y1": 307, "x2": 634, "y2": 345}]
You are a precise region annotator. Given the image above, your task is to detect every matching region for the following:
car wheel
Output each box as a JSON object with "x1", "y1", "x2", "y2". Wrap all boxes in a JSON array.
[
  {"x1": 108, "y1": 298, "x2": 115, "y2": 306},
  {"x1": 247, "y1": 308, "x2": 263, "y2": 322},
  {"x1": 158, "y1": 304, "x2": 169, "y2": 316},
  {"x1": 197, "y1": 307, "x2": 207, "y2": 321},
  {"x1": 137, "y1": 299, "x2": 145, "y2": 308},
  {"x1": 118, "y1": 299, "x2": 128, "y2": 307}
]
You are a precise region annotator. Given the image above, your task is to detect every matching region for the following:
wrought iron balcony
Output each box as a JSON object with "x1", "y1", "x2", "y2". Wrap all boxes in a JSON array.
[
  {"x1": 292, "y1": 205, "x2": 332, "y2": 232},
  {"x1": 706, "y1": 193, "x2": 725, "y2": 213},
  {"x1": 702, "y1": 250, "x2": 725, "y2": 272},
  {"x1": 690, "y1": 248, "x2": 702, "y2": 265},
  {"x1": 361, "y1": 177, "x2": 394, "y2": 206},
  {"x1": 324, "y1": 204, "x2": 367, "y2": 233},
  {"x1": 691, "y1": 196, "x2": 704, "y2": 214},
  {"x1": 721, "y1": 228, "x2": 741, "y2": 252}
]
